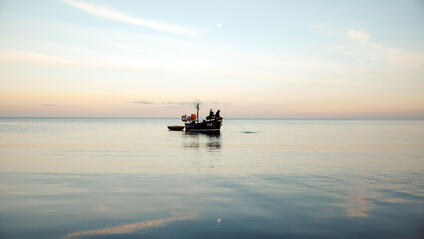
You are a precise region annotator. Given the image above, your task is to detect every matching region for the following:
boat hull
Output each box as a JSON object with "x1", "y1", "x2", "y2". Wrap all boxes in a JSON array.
[
  {"x1": 168, "y1": 126, "x2": 185, "y2": 131},
  {"x1": 185, "y1": 119, "x2": 222, "y2": 133}
]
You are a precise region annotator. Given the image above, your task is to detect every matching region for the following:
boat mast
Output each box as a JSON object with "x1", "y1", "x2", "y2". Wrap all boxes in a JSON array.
[
  {"x1": 194, "y1": 100, "x2": 200, "y2": 123},
  {"x1": 196, "y1": 102, "x2": 199, "y2": 123}
]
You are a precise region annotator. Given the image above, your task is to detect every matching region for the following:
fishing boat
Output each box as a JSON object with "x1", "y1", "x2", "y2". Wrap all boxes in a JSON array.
[{"x1": 181, "y1": 102, "x2": 222, "y2": 133}]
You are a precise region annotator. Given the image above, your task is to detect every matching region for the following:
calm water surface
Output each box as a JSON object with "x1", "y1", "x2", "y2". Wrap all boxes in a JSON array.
[{"x1": 0, "y1": 118, "x2": 423, "y2": 238}]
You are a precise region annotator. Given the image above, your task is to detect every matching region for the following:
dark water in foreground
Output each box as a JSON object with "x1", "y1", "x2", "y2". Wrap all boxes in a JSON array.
[{"x1": 0, "y1": 118, "x2": 423, "y2": 238}]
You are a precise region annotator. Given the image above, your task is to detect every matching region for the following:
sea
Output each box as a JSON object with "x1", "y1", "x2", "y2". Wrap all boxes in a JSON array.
[{"x1": 0, "y1": 118, "x2": 423, "y2": 239}]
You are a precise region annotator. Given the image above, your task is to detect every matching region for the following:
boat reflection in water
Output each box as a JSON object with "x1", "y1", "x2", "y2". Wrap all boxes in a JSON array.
[{"x1": 183, "y1": 131, "x2": 222, "y2": 151}]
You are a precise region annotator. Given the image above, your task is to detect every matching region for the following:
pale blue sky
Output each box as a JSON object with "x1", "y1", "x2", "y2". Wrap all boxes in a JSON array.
[{"x1": 0, "y1": 0, "x2": 423, "y2": 117}]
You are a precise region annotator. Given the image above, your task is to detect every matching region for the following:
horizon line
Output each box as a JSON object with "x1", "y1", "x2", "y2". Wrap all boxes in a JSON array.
[{"x1": 1, "y1": 116, "x2": 423, "y2": 120}]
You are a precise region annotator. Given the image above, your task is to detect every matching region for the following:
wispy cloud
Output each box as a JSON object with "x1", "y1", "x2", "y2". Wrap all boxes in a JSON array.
[
  {"x1": 165, "y1": 101, "x2": 194, "y2": 106},
  {"x1": 62, "y1": 0, "x2": 200, "y2": 37},
  {"x1": 338, "y1": 30, "x2": 424, "y2": 66},
  {"x1": 346, "y1": 30, "x2": 370, "y2": 43},
  {"x1": 130, "y1": 100, "x2": 154, "y2": 105},
  {"x1": 55, "y1": 27, "x2": 164, "y2": 57},
  {"x1": 0, "y1": 49, "x2": 198, "y2": 72}
]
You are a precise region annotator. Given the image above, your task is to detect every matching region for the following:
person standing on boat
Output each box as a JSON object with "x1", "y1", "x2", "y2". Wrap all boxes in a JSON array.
[{"x1": 207, "y1": 108, "x2": 214, "y2": 120}]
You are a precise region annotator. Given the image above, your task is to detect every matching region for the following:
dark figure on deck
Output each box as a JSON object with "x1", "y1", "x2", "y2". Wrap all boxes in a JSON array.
[
  {"x1": 215, "y1": 110, "x2": 221, "y2": 119},
  {"x1": 206, "y1": 108, "x2": 214, "y2": 120}
]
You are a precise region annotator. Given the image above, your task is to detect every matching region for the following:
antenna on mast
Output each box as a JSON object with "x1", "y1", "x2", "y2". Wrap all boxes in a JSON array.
[{"x1": 193, "y1": 99, "x2": 201, "y2": 123}]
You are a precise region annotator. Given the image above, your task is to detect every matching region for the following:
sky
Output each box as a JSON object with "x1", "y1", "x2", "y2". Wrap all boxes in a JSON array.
[{"x1": 0, "y1": 0, "x2": 423, "y2": 118}]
